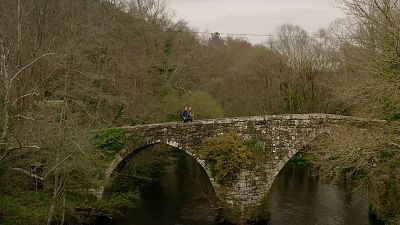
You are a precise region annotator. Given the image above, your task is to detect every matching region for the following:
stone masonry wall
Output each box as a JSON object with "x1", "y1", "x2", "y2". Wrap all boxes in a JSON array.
[{"x1": 105, "y1": 113, "x2": 389, "y2": 212}]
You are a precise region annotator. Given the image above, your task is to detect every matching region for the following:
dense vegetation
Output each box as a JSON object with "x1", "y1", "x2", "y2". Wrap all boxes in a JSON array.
[
  {"x1": 306, "y1": 124, "x2": 400, "y2": 224},
  {"x1": 0, "y1": 0, "x2": 400, "y2": 224},
  {"x1": 201, "y1": 131, "x2": 258, "y2": 185}
]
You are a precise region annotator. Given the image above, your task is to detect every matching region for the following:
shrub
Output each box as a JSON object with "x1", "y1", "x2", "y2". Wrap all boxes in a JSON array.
[
  {"x1": 92, "y1": 192, "x2": 139, "y2": 219},
  {"x1": 94, "y1": 128, "x2": 126, "y2": 152},
  {"x1": 0, "y1": 190, "x2": 50, "y2": 225},
  {"x1": 183, "y1": 90, "x2": 224, "y2": 119},
  {"x1": 0, "y1": 160, "x2": 8, "y2": 180},
  {"x1": 289, "y1": 152, "x2": 308, "y2": 166},
  {"x1": 201, "y1": 131, "x2": 253, "y2": 185}
]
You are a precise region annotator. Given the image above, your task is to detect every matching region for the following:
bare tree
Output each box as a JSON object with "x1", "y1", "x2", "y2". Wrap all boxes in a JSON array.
[
  {"x1": 0, "y1": 37, "x2": 54, "y2": 159},
  {"x1": 307, "y1": 123, "x2": 400, "y2": 221},
  {"x1": 335, "y1": 0, "x2": 400, "y2": 119}
]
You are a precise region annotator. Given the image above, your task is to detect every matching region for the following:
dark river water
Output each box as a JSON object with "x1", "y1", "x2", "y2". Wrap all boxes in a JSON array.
[{"x1": 111, "y1": 149, "x2": 379, "y2": 225}]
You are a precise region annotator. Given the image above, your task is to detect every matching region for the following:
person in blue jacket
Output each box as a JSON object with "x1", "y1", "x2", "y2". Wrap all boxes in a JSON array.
[
  {"x1": 180, "y1": 106, "x2": 189, "y2": 122},
  {"x1": 180, "y1": 106, "x2": 193, "y2": 123}
]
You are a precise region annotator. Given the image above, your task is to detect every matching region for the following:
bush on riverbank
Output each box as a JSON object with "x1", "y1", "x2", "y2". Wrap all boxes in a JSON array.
[
  {"x1": 91, "y1": 192, "x2": 139, "y2": 220},
  {"x1": 306, "y1": 126, "x2": 400, "y2": 224},
  {"x1": 0, "y1": 188, "x2": 87, "y2": 225}
]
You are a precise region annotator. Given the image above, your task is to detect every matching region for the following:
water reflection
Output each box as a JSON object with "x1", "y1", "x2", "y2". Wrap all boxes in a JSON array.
[
  {"x1": 112, "y1": 149, "x2": 217, "y2": 225},
  {"x1": 269, "y1": 164, "x2": 377, "y2": 225},
  {"x1": 110, "y1": 146, "x2": 378, "y2": 225}
]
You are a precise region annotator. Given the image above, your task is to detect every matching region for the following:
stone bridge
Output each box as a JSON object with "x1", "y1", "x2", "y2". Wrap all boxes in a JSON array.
[{"x1": 104, "y1": 114, "x2": 390, "y2": 222}]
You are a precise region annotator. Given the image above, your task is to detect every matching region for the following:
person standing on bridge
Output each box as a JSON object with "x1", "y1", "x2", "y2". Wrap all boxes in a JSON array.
[
  {"x1": 187, "y1": 106, "x2": 193, "y2": 122},
  {"x1": 180, "y1": 106, "x2": 189, "y2": 123},
  {"x1": 180, "y1": 106, "x2": 193, "y2": 123}
]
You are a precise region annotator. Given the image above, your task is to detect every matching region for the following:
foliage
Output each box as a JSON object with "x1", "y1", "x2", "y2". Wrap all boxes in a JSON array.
[
  {"x1": 246, "y1": 137, "x2": 263, "y2": 151},
  {"x1": 1, "y1": 0, "x2": 400, "y2": 223},
  {"x1": 250, "y1": 197, "x2": 271, "y2": 224},
  {"x1": 380, "y1": 95, "x2": 400, "y2": 121},
  {"x1": 0, "y1": 160, "x2": 8, "y2": 180},
  {"x1": 126, "y1": 132, "x2": 142, "y2": 146},
  {"x1": 368, "y1": 164, "x2": 400, "y2": 224},
  {"x1": 94, "y1": 128, "x2": 126, "y2": 152},
  {"x1": 215, "y1": 204, "x2": 242, "y2": 225},
  {"x1": 107, "y1": 144, "x2": 177, "y2": 193},
  {"x1": 183, "y1": 90, "x2": 224, "y2": 119},
  {"x1": 124, "y1": 144, "x2": 176, "y2": 179},
  {"x1": 289, "y1": 152, "x2": 308, "y2": 166},
  {"x1": 0, "y1": 189, "x2": 50, "y2": 225},
  {"x1": 201, "y1": 131, "x2": 256, "y2": 185},
  {"x1": 97, "y1": 132, "x2": 142, "y2": 163},
  {"x1": 306, "y1": 125, "x2": 400, "y2": 223},
  {"x1": 92, "y1": 192, "x2": 139, "y2": 219}
]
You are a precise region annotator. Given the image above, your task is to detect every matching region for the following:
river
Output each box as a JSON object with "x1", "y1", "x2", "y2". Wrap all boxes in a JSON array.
[{"x1": 110, "y1": 147, "x2": 380, "y2": 225}]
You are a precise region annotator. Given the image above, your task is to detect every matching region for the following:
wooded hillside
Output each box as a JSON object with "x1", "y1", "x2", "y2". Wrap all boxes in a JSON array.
[{"x1": 1, "y1": 0, "x2": 399, "y2": 224}]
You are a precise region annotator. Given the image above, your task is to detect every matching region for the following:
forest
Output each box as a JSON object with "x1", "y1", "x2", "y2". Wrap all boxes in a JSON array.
[{"x1": 0, "y1": 0, "x2": 399, "y2": 224}]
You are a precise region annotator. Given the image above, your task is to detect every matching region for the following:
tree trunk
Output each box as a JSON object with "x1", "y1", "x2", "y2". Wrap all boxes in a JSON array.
[
  {"x1": 0, "y1": 41, "x2": 10, "y2": 146},
  {"x1": 47, "y1": 173, "x2": 59, "y2": 225},
  {"x1": 16, "y1": 0, "x2": 23, "y2": 108},
  {"x1": 47, "y1": 203, "x2": 55, "y2": 225},
  {"x1": 17, "y1": 0, "x2": 22, "y2": 69},
  {"x1": 60, "y1": 191, "x2": 66, "y2": 225},
  {"x1": 1, "y1": 101, "x2": 10, "y2": 144}
]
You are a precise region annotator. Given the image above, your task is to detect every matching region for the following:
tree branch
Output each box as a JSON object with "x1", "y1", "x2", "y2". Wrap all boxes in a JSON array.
[
  {"x1": 9, "y1": 53, "x2": 56, "y2": 89},
  {"x1": 12, "y1": 92, "x2": 39, "y2": 106},
  {"x1": 44, "y1": 150, "x2": 77, "y2": 179},
  {"x1": 12, "y1": 168, "x2": 44, "y2": 181},
  {"x1": 12, "y1": 114, "x2": 36, "y2": 121},
  {"x1": 389, "y1": 142, "x2": 400, "y2": 149}
]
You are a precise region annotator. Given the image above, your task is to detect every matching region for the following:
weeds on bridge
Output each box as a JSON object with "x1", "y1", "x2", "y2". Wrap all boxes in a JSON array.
[
  {"x1": 201, "y1": 131, "x2": 262, "y2": 185},
  {"x1": 94, "y1": 128, "x2": 126, "y2": 152}
]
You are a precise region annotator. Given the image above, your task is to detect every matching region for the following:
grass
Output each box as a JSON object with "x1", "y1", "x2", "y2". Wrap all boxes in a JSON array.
[{"x1": 0, "y1": 189, "x2": 51, "y2": 225}]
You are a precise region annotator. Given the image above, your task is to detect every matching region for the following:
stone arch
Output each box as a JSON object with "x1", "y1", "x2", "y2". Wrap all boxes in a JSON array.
[
  {"x1": 106, "y1": 140, "x2": 213, "y2": 179},
  {"x1": 265, "y1": 129, "x2": 331, "y2": 195},
  {"x1": 96, "y1": 114, "x2": 394, "y2": 222},
  {"x1": 105, "y1": 139, "x2": 218, "y2": 197}
]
